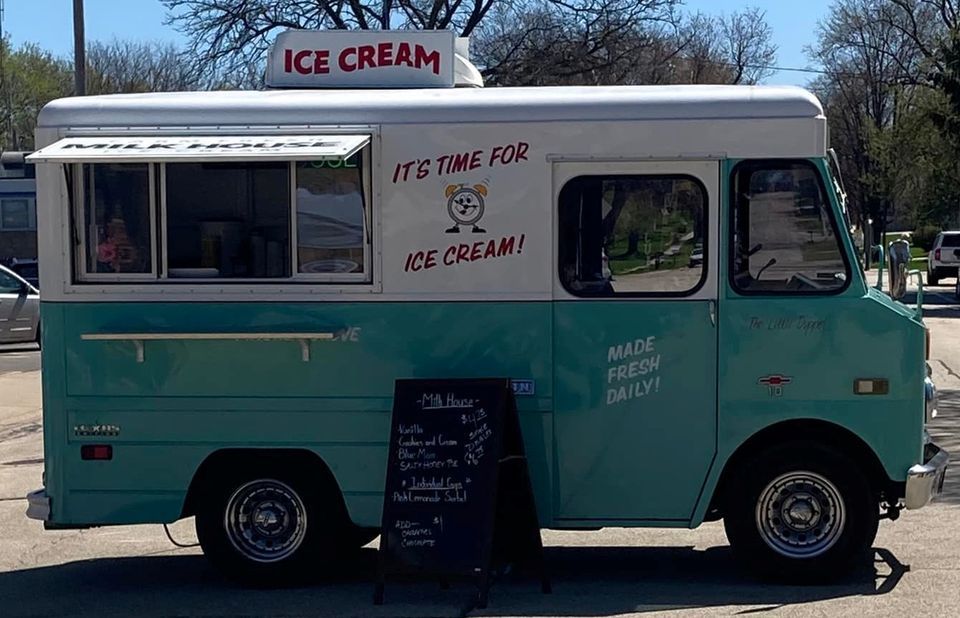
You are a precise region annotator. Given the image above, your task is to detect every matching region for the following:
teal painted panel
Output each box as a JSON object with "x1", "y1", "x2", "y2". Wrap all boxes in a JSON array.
[
  {"x1": 552, "y1": 300, "x2": 718, "y2": 520},
  {"x1": 42, "y1": 301, "x2": 555, "y2": 528},
  {"x1": 716, "y1": 293, "x2": 925, "y2": 482},
  {"x1": 60, "y1": 302, "x2": 552, "y2": 399}
]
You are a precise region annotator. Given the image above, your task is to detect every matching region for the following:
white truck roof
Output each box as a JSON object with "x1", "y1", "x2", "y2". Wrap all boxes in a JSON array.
[{"x1": 38, "y1": 85, "x2": 823, "y2": 128}]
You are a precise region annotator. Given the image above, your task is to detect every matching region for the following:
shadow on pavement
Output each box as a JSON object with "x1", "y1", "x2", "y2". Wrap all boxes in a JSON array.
[{"x1": 0, "y1": 544, "x2": 909, "y2": 617}]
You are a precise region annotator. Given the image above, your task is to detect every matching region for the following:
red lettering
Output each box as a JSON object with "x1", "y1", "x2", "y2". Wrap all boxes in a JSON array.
[
  {"x1": 489, "y1": 145, "x2": 504, "y2": 166},
  {"x1": 484, "y1": 240, "x2": 497, "y2": 259},
  {"x1": 416, "y1": 45, "x2": 441, "y2": 75},
  {"x1": 443, "y1": 246, "x2": 457, "y2": 266},
  {"x1": 409, "y1": 251, "x2": 426, "y2": 272},
  {"x1": 284, "y1": 49, "x2": 293, "y2": 73},
  {"x1": 436, "y1": 154, "x2": 451, "y2": 174},
  {"x1": 339, "y1": 47, "x2": 357, "y2": 72},
  {"x1": 294, "y1": 50, "x2": 313, "y2": 75},
  {"x1": 378, "y1": 42, "x2": 393, "y2": 67},
  {"x1": 416, "y1": 159, "x2": 431, "y2": 180},
  {"x1": 404, "y1": 252, "x2": 413, "y2": 272},
  {"x1": 451, "y1": 152, "x2": 471, "y2": 173},
  {"x1": 396, "y1": 42, "x2": 413, "y2": 67},
  {"x1": 498, "y1": 235, "x2": 516, "y2": 256},
  {"x1": 456, "y1": 244, "x2": 470, "y2": 263},
  {"x1": 470, "y1": 241, "x2": 483, "y2": 261},
  {"x1": 424, "y1": 250, "x2": 438, "y2": 269},
  {"x1": 516, "y1": 142, "x2": 529, "y2": 162},
  {"x1": 313, "y1": 50, "x2": 330, "y2": 74},
  {"x1": 392, "y1": 163, "x2": 402, "y2": 184},
  {"x1": 358, "y1": 45, "x2": 376, "y2": 70},
  {"x1": 469, "y1": 150, "x2": 483, "y2": 170}
]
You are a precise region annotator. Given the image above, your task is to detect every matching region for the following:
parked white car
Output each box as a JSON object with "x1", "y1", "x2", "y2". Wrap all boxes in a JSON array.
[
  {"x1": 927, "y1": 231, "x2": 960, "y2": 285},
  {"x1": 0, "y1": 264, "x2": 39, "y2": 345}
]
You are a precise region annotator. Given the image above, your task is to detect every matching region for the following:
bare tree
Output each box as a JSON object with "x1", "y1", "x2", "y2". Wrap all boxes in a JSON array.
[
  {"x1": 162, "y1": 0, "x2": 504, "y2": 79},
  {"x1": 809, "y1": 0, "x2": 938, "y2": 241},
  {"x1": 85, "y1": 40, "x2": 204, "y2": 94},
  {"x1": 720, "y1": 8, "x2": 776, "y2": 84}
]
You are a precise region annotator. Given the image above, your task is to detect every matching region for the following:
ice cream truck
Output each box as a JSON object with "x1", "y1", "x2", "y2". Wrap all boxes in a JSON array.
[{"x1": 25, "y1": 31, "x2": 947, "y2": 584}]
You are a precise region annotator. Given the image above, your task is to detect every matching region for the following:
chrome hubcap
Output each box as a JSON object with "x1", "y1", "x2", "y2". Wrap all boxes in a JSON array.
[
  {"x1": 755, "y1": 471, "x2": 845, "y2": 559},
  {"x1": 224, "y1": 479, "x2": 307, "y2": 563}
]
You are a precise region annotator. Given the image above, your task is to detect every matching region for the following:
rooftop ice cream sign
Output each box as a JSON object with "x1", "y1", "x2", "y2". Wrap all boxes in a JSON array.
[{"x1": 265, "y1": 31, "x2": 459, "y2": 88}]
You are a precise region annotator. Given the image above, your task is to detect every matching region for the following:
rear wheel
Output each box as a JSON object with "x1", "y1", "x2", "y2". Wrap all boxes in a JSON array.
[
  {"x1": 196, "y1": 461, "x2": 343, "y2": 586},
  {"x1": 928, "y1": 267, "x2": 940, "y2": 286},
  {"x1": 723, "y1": 443, "x2": 878, "y2": 582}
]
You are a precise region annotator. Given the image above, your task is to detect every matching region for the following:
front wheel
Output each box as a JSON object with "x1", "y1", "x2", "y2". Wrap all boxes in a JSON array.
[
  {"x1": 723, "y1": 443, "x2": 878, "y2": 582},
  {"x1": 196, "y1": 464, "x2": 340, "y2": 586}
]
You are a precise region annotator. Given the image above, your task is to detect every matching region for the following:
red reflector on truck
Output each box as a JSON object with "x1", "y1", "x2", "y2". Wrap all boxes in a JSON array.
[{"x1": 81, "y1": 445, "x2": 113, "y2": 460}]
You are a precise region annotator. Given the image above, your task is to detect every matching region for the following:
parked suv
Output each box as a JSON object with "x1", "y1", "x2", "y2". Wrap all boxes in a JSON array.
[{"x1": 927, "y1": 231, "x2": 960, "y2": 285}]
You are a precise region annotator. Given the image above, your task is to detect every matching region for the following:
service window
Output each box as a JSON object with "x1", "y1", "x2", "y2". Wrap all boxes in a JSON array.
[
  {"x1": 731, "y1": 161, "x2": 849, "y2": 294},
  {"x1": 166, "y1": 162, "x2": 291, "y2": 278},
  {"x1": 70, "y1": 139, "x2": 373, "y2": 284},
  {"x1": 559, "y1": 175, "x2": 707, "y2": 296},
  {"x1": 79, "y1": 163, "x2": 155, "y2": 277}
]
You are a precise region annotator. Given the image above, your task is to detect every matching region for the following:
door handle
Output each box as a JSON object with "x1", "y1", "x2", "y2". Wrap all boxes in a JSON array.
[{"x1": 708, "y1": 300, "x2": 717, "y2": 327}]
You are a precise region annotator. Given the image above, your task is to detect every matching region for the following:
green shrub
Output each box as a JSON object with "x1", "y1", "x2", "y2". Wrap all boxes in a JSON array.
[{"x1": 912, "y1": 224, "x2": 940, "y2": 251}]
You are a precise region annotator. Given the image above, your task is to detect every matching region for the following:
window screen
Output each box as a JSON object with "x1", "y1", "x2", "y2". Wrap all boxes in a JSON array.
[
  {"x1": 731, "y1": 161, "x2": 849, "y2": 294},
  {"x1": 559, "y1": 175, "x2": 707, "y2": 296}
]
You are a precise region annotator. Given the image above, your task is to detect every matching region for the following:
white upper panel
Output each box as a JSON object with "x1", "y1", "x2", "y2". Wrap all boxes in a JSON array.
[
  {"x1": 27, "y1": 134, "x2": 370, "y2": 163},
  {"x1": 37, "y1": 85, "x2": 824, "y2": 129}
]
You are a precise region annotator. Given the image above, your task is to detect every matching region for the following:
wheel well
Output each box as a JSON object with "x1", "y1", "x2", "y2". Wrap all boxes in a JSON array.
[
  {"x1": 707, "y1": 419, "x2": 894, "y2": 520},
  {"x1": 180, "y1": 448, "x2": 349, "y2": 524}
]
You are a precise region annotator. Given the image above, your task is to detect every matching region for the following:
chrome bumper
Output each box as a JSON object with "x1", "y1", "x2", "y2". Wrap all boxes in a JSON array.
[
  {"x1": 905, "y1": 443, "x2": 949, "y2": 510},
  {"x1": 25, "y1": 488, "x2": 50, "y2": 521}
]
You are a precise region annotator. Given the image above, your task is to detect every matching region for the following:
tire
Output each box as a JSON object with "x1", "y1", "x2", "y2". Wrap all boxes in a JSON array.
[
  {"x1": 195, "y1": 460, "x2": 344, "y2": 586},
  {"x1": 928, "y1": 268, "x2": 939, "y2": 286},
  {"x1": 723, "y1": 442, "x2": 878, "y2": 582}
]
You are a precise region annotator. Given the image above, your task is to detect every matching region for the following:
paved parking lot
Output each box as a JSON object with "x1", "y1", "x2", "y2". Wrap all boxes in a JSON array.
[{"x1": 0, "y1": 283, "x2": 959, "y2": 617}]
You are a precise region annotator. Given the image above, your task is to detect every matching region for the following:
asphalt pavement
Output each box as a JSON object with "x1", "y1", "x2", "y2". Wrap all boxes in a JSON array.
[{"x1": 0, "y1": 281, "x2": 959, "y2": 616}]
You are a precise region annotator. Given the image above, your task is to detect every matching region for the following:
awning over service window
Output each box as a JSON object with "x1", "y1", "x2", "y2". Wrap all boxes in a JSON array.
[{"x1": 26, "y1": 134, "x2": 371, "y2": 163}]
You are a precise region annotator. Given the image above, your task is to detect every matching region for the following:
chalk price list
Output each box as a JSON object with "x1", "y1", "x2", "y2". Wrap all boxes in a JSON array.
[{"x1": 389, "y1": 393, "x2": 494, "y2": 509}]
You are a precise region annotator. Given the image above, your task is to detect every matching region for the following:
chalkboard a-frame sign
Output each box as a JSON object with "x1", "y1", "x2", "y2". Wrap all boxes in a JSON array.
[{"x1": 374, "y1": 378, "x2": 549, "y2": 608}]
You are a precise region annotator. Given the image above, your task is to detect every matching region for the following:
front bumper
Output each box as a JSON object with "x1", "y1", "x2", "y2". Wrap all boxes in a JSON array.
[
  {"x1": 905, "y1": 442, "x2": 949, "y2": 510},
  {"x1": 25, "y1": 488, "x2": 50, "y2": 521}
]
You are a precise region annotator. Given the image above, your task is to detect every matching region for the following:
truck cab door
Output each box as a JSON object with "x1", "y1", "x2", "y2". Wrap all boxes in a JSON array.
[{"x1": 552, "y1": 161, "x2": 719, "y2": 522}]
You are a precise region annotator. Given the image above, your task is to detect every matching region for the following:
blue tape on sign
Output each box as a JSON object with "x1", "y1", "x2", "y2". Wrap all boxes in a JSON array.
[{"x1": 511, "y1": 380, "x2": 535, "y2": 396}]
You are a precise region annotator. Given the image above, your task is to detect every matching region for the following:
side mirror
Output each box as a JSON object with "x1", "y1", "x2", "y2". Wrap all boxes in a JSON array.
[{"x1": 19, "y1": 281, "x2": 30, "y2": 296}]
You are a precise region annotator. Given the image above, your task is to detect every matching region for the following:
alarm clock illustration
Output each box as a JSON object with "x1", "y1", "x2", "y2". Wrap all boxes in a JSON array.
[{"x1": 445, "y1": 183, "x2": 487, "y2": 233}]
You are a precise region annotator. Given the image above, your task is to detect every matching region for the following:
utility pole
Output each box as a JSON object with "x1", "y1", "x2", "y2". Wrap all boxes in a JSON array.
[{"x1": 73, "y1": 0, "x2": 85, "y2": 95}]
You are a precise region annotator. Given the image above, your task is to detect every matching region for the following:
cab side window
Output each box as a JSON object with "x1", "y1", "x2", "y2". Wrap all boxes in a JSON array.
[
  {"x1": 731, "y1": 161, "x2": 849, "y2": 294},
  {"x1": 559, "y1": 175, "x2": 707, "y2": 296}
]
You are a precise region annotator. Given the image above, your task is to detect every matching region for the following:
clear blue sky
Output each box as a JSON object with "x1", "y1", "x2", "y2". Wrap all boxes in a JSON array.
[{"x1": 2, "y1": 0, "x2": 831, "y2": 86}]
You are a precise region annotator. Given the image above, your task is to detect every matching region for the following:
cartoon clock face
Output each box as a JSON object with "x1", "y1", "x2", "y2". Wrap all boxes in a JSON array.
[{"x1": 447, "y1": 186, "x2": 486, "y2": 226}]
